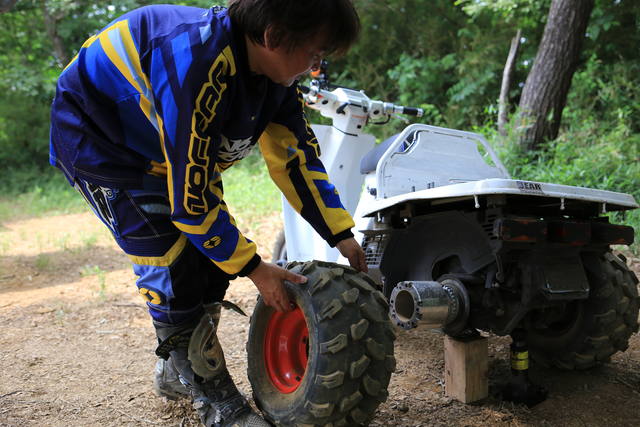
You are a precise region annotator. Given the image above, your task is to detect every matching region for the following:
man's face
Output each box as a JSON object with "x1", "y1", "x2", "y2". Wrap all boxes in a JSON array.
[{"x1": 263, "y1": 35, "x2": 325, "y2": 87}]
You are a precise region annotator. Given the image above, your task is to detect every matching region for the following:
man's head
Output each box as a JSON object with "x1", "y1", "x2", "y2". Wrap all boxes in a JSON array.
[{"x1": 228, "y1": 0, "x2": 360, "y2": 86}]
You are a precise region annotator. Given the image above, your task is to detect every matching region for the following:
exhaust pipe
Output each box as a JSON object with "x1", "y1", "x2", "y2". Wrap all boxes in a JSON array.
[{"x1": 389, "y1": 278, "x2": 469, "y2": 334}]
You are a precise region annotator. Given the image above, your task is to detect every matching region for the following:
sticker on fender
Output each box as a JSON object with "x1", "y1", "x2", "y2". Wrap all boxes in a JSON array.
[{"x1": 516, "y1": 180, "x2": 545, "y2": 194}]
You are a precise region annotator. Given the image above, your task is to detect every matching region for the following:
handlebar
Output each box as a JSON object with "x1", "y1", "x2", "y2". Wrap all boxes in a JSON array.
[
  {"x1": 300, "y1": 81, "x2": 424, "y2": 121},
  {"x1": 401, "y1": 107, "x2": 422, "y2": 117},
  {"x1": 299, "y1": 84, "x2": 311, "y2": 94}
]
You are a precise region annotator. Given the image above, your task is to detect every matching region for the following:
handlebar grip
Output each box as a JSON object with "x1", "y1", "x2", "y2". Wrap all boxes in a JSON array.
[{"x1": 402, "y1": 107, "x2": 423, "y2": 117}]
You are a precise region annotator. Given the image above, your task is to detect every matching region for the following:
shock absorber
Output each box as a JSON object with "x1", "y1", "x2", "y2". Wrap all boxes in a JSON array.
[{"x1": 501, "y1": 328, "x2": 548, "y2": 407}]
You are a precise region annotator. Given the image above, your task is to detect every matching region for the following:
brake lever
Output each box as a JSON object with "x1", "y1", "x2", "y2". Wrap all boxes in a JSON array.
[{"x1": 392, "y1": 113, "x2": 410, "y2": 124}]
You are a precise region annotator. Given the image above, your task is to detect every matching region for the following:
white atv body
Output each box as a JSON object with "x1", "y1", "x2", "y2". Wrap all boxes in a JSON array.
[
  {"x1": 277, "y1": 81, "x2": 639, "y2": 370},
  {"x1": 282, "y1": 89, "x2": 637, "y2": 265}
]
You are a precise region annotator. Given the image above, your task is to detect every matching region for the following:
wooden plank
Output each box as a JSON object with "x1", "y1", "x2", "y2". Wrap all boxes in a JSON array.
[{"x1": 444, "y1": 335, "x2": 488, "y2": 403}]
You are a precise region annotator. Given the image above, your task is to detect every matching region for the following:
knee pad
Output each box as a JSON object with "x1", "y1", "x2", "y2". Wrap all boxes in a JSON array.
[
  {"x1": 154, "y1": 321, "x2": 194, "y2": 360},
  {"x1": 153, "y1": 319, "x2": 198, "y2": 385},
  {"x1": 188, "y1": 303, "x2": 226, "y2": 380}
]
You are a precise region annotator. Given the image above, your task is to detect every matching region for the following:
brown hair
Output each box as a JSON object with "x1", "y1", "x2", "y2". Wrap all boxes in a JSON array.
[{"x1": 227, "y1": 0, "x2": 360, "y2": 56}]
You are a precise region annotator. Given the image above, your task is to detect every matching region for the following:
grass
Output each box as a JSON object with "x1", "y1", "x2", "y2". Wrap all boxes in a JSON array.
[
  {"x1": 80, "y1": 264, "x2": 103, "y2": 277},
  {"x1": 487, "y1": 116, "x2": 640, "y2": 255},
  {"x1": 0, "y1": 168, "x2": 85, "y2": 223},
  {"x1": 34, "y1": 253, "x2": 51, "y2": 271},
  {"x1": 81, "y1": 232, "x2": 99, "y2": 249},
  {"x1": 55, "y1": 233, "x2": 72, "y2": 252},
  {"x1": 3, "y1": 136, "x2": 637, "y2": 257},
  {"x1": 0, "y1": 153, "x2": 281, "y2": 227},
  {"x1": 222, "y1": 151, "x2": 281, "y2": 222},
  {"x1": 81, "y1": 264, "x2": 108, "y2": 300},
  {"x1": 55, "y1": 305, "x2": 69, "y2": 324},
  {"x1": 0, "y1": 235, "x2": 9, "y2": 255}
]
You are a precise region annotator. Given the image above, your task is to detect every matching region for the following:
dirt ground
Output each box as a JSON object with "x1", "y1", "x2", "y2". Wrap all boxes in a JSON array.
[{"x1": 1, "y1": 212, "x2": 640, "y2": 427}]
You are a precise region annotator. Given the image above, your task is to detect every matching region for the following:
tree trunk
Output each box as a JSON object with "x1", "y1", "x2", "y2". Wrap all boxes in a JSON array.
[
  {"x1": 498, "y1": 29, "x2": 522, "y2": 137},
  {"x1": 0, "y1": 0, "x2": 18, "y2": 13},
  {"x1": 517, "y1": 0, "x2": 594, "y2": 151},
  {"x1": 41, "y1": 1, "x2": 70, "y2": 67}
]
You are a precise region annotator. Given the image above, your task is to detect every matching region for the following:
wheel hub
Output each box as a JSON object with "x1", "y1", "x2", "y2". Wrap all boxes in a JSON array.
[{"x1": 264, "y1": 306, "x2": 309, "y2": 393}]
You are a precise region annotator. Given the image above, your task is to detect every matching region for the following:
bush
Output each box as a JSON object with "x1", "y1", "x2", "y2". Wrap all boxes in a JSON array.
[
  {"x1": 0, "y1": 150, "x2": 281, "y2": 225},
  {"x1": 490, "y1": 58, "x2": 640, "y2": 253},
  {"x1": 0, "y1": 166, "x2": 85, "y2": 222},
  {"x1": 497, "y1": 125, "x2": 640, "y2": 254}
]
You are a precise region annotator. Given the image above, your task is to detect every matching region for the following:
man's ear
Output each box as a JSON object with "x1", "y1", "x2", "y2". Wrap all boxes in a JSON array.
[{"x1": 263, "y1": 26, "x2": 276, "y2": 51}]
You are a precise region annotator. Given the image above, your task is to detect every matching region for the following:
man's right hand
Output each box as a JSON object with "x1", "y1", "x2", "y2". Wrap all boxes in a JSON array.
[{"x1": 248, "y1": 261, "x2": 307, "y2": 312}]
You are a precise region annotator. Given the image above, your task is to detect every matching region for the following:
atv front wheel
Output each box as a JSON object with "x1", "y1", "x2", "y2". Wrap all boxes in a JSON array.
[
  {"x1": 247, "y1": 261, "x2": 396, "y2": 426},
  {"x1": 527, "y1": 252, "x2": 639, "y2": 370}
]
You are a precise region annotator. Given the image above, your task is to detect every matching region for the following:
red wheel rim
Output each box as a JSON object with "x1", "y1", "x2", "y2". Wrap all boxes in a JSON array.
[{"x1": 264, "y1": 305, "x2": 309, "y2": 393}]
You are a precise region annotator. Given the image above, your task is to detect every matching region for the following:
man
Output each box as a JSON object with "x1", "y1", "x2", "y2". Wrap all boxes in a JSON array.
[{"x1": 49, "y1": 1, "x2": 363, "y2": 426}]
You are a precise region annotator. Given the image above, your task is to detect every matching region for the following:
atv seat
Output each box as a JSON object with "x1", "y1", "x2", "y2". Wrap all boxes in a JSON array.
[
  {"x1": 360, "y1": 133, "x2": 415, "y2": 174},
  {"x1": 367, "y1": 124, "x2": 509, "y2": 198}
]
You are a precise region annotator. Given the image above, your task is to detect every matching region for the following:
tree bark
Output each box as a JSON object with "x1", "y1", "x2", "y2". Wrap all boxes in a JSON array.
[
  {"x1": 498, "y1": 29, "x2": 521, "y2": 137},
  {"x1": 41, "y1": 1, "x2": 70, "y2": 67},
  {"x1": 0, "y1": 0, "x2": 18, "y2": 13},
  {"x1": 517, "y1": 0, "x2": 595, "y2": 151}
]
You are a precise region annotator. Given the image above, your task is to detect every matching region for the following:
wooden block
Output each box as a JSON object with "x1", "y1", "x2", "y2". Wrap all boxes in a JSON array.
[{"x1": 444, "y1": 335, "x2": 488, "y2": 403}]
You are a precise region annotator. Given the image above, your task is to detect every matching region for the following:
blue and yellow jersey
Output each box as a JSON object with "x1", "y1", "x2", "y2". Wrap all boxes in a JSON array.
[{"x1": 49, "y1": 5, "x2": 354, "y2": 276}]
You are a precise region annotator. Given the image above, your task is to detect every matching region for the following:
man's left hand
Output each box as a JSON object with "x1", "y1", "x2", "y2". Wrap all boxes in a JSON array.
[{"x1": 336, "y1": 237, "x2": 368, "y2": 273}]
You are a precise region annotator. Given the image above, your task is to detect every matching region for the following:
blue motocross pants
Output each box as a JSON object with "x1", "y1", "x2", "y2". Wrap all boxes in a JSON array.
[{"x1": 73, "y1": 177, "x2": 233, "y2": 325}]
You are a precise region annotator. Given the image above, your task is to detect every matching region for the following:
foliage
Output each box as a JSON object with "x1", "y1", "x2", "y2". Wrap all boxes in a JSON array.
[
  {"x1": 0, "y1": 150, "x2": 279, "y2": 227},
  {"x1": 0, "y1": 0, "x2": 218, "y2": 173},
  {"x1": 386, "y1": 53, "x2": 454, "y2": 126},
  {"x1": 0, "y1": 168, "x2": 85, "y2": 222},
  {"x1": 222, "y1": 150, "x2": 281, "y2": 222},
  {"x1": 333, "y1": 0, "x2": 466, "y2": 99},
  {"x1": 491, "y1": 55, "x2": 640, "y2": 252},
  {"x1": 333, "y1": 0, "x2": 551, "y2": 134},
  {"x1": 517, "y1": 56, "x2": 638, "y2": 195},
  {"x1": 0, "y1": 93, "x2": 51, "y2": 169},
  {"x1": 0, "y1": 0, "x2": 639, "y2": 255}
]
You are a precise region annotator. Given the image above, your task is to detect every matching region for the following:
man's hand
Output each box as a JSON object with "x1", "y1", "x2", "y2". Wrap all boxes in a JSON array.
[
  {"x1": 336, "y1": 237, "x2": 368, "y2": 273},
  {"x1": 248, "y1": 261, "x2": 307, "y2": 312}
]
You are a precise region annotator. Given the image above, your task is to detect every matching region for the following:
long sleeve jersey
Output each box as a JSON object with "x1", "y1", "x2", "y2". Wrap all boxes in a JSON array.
[{"x1": 49, "y1": 5, "x2": 354, "y2": 276}]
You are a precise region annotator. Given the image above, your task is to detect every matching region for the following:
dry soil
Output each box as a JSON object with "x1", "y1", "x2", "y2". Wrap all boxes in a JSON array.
[{"x1": 1, "y1": 212, "x2": 639, "y2": 426}]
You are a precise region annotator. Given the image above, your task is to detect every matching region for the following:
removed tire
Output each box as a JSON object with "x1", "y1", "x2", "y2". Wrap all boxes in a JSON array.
[
  {"x1": 247, "y1": 260, "x2": 396, "y2": 426},
  {"x1": 527, "y1": 252, "x2": 640, "y2": 370}
]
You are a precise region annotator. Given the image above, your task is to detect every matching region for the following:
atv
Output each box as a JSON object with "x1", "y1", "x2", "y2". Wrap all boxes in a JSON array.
[{"x1": 247, "y1": 69, "x2": 639, "y2": 426}]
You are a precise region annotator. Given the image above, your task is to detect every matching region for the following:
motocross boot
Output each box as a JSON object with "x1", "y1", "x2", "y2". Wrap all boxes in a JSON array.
[
  {"x1": 189, "y1": 368, "x2": 268, "y2": 427},
  {"x1": 153, "y1": 357, "x2": 189, "y2": 400},
  {"x1": 154, "y1": 305, "x2": 269, "y2": 427}
]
